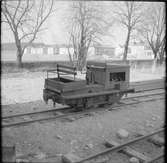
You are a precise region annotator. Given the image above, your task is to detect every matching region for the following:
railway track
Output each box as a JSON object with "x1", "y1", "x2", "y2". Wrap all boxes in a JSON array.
[
  {"x1": 63, "y1": 128, "x2": 164, "y2": 163},
  {"x1": 2, "y1": 88, "x2": 165, "y2": 128}
]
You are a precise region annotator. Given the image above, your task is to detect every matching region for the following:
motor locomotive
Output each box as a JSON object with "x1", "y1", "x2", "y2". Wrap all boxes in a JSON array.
[{"x1": 43, "y1": 61, "x2": 134, "y2": 109}]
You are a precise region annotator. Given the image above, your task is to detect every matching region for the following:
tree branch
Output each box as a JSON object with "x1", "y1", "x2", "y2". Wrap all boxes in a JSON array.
[{"x1": 13, "y1": 0, "x2": 21, "y2": 21}]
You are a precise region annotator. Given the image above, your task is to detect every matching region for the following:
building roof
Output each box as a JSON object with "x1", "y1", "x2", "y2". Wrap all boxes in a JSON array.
[
  {"x1": 1, "y1": 43, "x2": 17, "y2": 51},
  {"x1": 1, "y1": 42, "x2": 74, "y2": 50},
  {"x1": 2, "y1": 42, "x2": 116, "y2": 51},
  {"x1": 1, "y1": 42, "x2": 45, "y2": 50}
]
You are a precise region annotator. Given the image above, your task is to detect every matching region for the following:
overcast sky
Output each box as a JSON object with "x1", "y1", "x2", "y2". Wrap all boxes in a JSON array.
[{"x1": 1, "y1": 1, "x2": 164, "y2": 47}]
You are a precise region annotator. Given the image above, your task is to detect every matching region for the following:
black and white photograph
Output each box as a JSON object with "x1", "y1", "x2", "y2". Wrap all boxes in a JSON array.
[{"x1": 1, "y1": 0, "x2": 165, "y2": 162}]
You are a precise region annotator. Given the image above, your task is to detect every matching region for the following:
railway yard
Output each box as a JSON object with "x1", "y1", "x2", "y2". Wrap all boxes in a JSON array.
[{"x1": 2, "y1": 67, "x2": 165, "y2": 163}]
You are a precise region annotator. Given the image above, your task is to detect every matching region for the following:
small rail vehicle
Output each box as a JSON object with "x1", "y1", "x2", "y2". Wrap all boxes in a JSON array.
[{"x1": 43, "y1": 61, "x2": 134, "y2": 109}]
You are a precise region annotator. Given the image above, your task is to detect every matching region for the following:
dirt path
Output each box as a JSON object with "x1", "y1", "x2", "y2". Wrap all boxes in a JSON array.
[{"x1": 2, "y1": 98, "x2": 164, "y2": 162}]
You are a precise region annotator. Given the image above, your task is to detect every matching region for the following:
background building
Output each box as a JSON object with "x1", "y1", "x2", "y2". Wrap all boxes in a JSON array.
[
  {"x1": 115, "y1": 41, "x2": 154, "y2": 60},
  {"x1": 1, "y1": 41, "x2": 154, "y2": 62}
]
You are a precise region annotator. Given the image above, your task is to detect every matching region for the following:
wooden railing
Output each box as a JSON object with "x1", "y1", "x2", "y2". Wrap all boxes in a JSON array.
[{"x1": 46, "y1": 64, "x2": 77, "y2": 80}]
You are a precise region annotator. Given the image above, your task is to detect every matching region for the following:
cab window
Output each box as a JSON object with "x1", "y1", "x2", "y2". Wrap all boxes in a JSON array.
[{"x1": 110, "y1": 72, "x2": 125, "y2": 81}]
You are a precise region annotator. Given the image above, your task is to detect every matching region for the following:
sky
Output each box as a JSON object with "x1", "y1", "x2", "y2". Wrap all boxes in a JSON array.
[{"x1": 1, "y1": 1, "x2": 164, "y2": 47}]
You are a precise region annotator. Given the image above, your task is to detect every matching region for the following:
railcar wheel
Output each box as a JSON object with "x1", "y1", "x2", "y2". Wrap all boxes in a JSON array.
[
  {"x1": 52, "y1": 99, "x2": 56, "y2": 107},
  {"x1": 114, "y1": 92, "x2": 124, "y2": 104},
  {"x1": 70, "y1": 103, "x2": 83, "y2": 111},
  {"x1": 82, "y1": 98, "x2": 88, "y2": 109},
  {"x1": 98, "y1": 103, "x2": 107, "y2": 108}
]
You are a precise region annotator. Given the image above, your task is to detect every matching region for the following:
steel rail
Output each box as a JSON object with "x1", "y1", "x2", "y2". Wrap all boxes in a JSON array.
[
  {"x1": 2, "y1": 91, "x2": 165, "y2": 128},
  {"x1": 2, "y1": 111, "x2": 82, "y2": 128},
  {"x1": 2, "y1": 106, "x2": 70, "y2": 119},
  {"x1": 75, "y1": 128, "x2": 164, "y2": 163}
]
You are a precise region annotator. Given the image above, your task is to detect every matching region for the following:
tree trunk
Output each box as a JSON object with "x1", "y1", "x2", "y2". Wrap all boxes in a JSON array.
[
  {"x1": 159, "y1": 53, "x2": 164, "y2": 65},
  {"x1": 80, "y1": 46, "x2": 87, "y2": 71},
  {"x1": 153, "y1": 50, "x2": 159, "y2": 62},
  {"x1": 77, "y1": 45, "x2": 84, "y2": 71},
  {"x1": 123, "y1": 28, "x2": 131, "y2": 61},
  {"x1": 159, "y1": 47, "x2": 165, "y2": 65},
  {"x1": 14, "y1": 33, "x2": 23, "y2": 68},
  {"x1": 16, "y1": 46, "x2": 23, "y2": 68},
  {"x1": 151, "y1": 56, "x2": 157, "y2": 73},
  {"x1": 82, "y1": 47, "x2": 88, "y2": 69},
  {"x1": 68, "y1": 47, "x2": 74, "y2": 66}
]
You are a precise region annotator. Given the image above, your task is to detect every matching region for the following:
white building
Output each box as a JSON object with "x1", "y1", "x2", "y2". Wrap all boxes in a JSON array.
[{"x1": 115, "y1": 42, "x2": 154, "y2": 60}]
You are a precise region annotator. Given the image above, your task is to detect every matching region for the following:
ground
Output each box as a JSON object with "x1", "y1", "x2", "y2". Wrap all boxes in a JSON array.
[
  {"x1": 1, "y1": 66, "x2": 165, "y2": 162},
  {"x1": 2, "y1": 99, "x2": 165, "y2": 162}
]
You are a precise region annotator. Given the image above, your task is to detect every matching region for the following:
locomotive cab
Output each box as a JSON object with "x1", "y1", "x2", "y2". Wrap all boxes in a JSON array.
[{"x1": 86, "y1": 61, "x2": 130, "y2": 91}]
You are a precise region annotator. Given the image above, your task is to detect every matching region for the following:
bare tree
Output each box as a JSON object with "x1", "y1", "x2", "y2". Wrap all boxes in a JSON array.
[
  {"x1": 2, "y1": 0, "x2": 55, "y2": 68},
  {"x1": 113, "y1": 2, "x2": 144, "y2": 60},
  {"x1": 67, "y1": 1, "x2": 113, "y2": 70},
  {"x1": 137, "y1": 3, "x2": 165, "y2": 64},
  {"x1": 159, "y1": 36, "x2": 166, "y2": 64}
]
